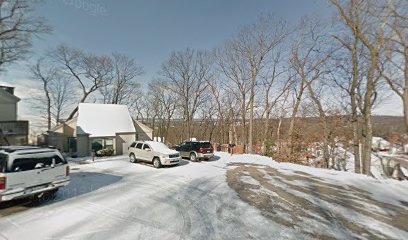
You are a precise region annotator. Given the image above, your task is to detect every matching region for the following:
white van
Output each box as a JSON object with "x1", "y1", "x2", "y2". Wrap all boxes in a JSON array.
[
  {"x1": 128, "y1": 141, "x2": 181, "y2": 168},
  {"x1": 0, "y1": 146, "x2": 70, "y2": 202}
]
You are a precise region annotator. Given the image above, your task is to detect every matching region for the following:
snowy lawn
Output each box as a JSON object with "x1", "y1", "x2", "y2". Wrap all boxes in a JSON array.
[{"x1": 0, "y1": 152, "x2": 407, "y2": 240}]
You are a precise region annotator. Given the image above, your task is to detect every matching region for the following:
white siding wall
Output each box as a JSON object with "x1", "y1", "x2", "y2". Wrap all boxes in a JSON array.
[{"x1": 0, "y1": 103, "x2": 17, "y2": 121}]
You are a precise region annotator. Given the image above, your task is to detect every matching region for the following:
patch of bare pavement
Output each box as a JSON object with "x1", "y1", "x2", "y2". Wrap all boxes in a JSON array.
[{"x1": 226, "y1": 163, "x2": 408, "y2": 240}]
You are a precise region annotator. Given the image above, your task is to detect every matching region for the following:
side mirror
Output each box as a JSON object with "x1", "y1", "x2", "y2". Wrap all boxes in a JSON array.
[{"x1": 146, "y1": 148, "x2": 151, "y2": 151}]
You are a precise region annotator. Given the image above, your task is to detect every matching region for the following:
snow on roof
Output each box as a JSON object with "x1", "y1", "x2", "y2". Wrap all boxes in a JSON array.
[
  {"x1": 0, "y1": 87, "x2": 20, "y2": 102},
  {"x1": 76, "y1": 103, "x2": 136, "y2": 137}
]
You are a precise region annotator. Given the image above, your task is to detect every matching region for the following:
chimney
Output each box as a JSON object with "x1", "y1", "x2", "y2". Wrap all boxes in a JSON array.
[{"x1": 0, "y1": 85, "x2": 15, "y2": 95}]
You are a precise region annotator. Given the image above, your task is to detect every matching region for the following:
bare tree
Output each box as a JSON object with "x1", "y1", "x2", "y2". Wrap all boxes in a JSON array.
[
  {"x1": 51, "y1": 44, "x2": 114, "y2": 120},
  {"x1": 50, "y1": 77, "x2": 73, "y2": 125},
  {"x1": 379, "y1": 0, "x2": 408, "y2": 132},
  {"x1": 130, "y1": 90, "x2": 148, "y2": 121},
  {"x1": 306, "y1": 77, "x2": 331, "y2": 168},
  {"x1": 99, "y1": 53, "x2": 143, "y2": 105},
  {"x1": 216, "y1": 42, "x2": 251, "y2": 146},
  {"x1": 30, "y1": 57, "x2": 74, "y2": 129},
  {"x1": 0, "y1": 0, "x2": 50, "y2": 70},
  {"x1": 229, "y1": 14, "x2": 289, "y2": 153},
  {"x1": 331, "y1": 23, "x2": 365, "y2": 174},
  {"x1": 160, "y1": 48, "x2": 212, "y2": 140},
  {"x1": 29, "y1": 58, "x2": 56, "y2": 130},
  {"x1": 260, "y1": 49, "x2": 291, "y2": 146},
  {"x1": 287, "y1": 17, "x2": 332, "y2": 158},
  {"x1": 206, "y1": 73, "x2": 230, "y2": 143},
  {"x1": 147, "y1": 80, "x2": 178, "y2": 143},
  {"x1": 330, "y1": 0, "x2": 390, "y2": 175}
]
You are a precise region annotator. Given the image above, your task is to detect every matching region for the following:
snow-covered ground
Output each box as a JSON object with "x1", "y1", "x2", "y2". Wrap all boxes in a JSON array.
[
  {"x1": 0, "y1": 152, "x2": 407, "y2": 240},
  {"x1": 327, "y1": 146, "x2": 408, "y2": 180}
]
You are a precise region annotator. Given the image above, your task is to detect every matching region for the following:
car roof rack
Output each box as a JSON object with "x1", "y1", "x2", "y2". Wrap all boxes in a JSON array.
[{"x1": 0, "y1": 146, "x2": 44, "y2": 153}]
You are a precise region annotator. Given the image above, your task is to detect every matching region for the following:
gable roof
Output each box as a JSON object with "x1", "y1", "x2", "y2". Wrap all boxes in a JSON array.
[
  {"x1": 76, "y1": 103, "x2": 136, "y2": 137},
  {"x1": 0, "y1": 88, "x2": 20, "y2": 103},
  {"x1": 48, "y1": 117, "x2": 77, "y2": 133}
]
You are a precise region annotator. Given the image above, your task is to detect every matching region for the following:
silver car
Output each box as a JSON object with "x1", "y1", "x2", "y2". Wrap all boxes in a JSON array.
[
  {"x1": 128, "y1": 141, "x2": 181, "y2": 168},
  {"x1": 0, "y1": 146, "x2": 70, "y2": 202}
]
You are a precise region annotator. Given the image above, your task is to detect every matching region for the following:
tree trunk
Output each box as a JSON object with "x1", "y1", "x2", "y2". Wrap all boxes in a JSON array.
[
  {"x1": 276, "y1": 115, "x2": 283, "y2": 152},
  {"x1": 322, "y1": 121, "x2": 330, "y2": 168},
  {"x1": 249, "y1": 72, "x2": 256, "y2": 153},
  {"x1": 361, "y1": 52, "x2": 377, "y2": 175},
  {"x1": 352, "y1": 116, "x2": 361, "y2": 173},
  {"x1": 45, "y1": 89, "x2": 51, "y2": 130},
  {"x1": 241, "y1": 97, "x2": 246, "y2": 147},
  {"x1": 288, "y1": 86, "x2": 304, "y2": 153},
  {"x1": 403, "y1": 47, "x2": 408, "y2": 133},
  {"x1": 264, "y1": 95, "x2": 271, "y2": 145},
  {"x1": 351, "y1": 37, "x2": 361, "y2": 174},
  {"x1": 307, "y1": 83, "x2": 330, "y2": 168}
]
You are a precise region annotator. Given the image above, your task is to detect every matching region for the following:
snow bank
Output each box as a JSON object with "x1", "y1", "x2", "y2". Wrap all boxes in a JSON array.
[{"x1": 218, "y1": 152, "x2": 408, "y2": 208}]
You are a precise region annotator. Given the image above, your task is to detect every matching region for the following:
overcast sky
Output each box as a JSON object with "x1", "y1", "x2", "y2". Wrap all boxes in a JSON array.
[{"x1": 0, "y1": 0, "x2": 402, "y2": 120}]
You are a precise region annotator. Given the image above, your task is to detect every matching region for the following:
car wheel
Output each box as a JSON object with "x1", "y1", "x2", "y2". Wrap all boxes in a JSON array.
[
  {"x1": 153, "y1": 157, "x2": 162, "y2": 168},
  {"x1": 33, "y1": 190, "x2": 58, "y2": 204},
  {"x1": 130, "y1": 153, "x2": 137, "y2": 163},
  {"x1": 190, "y1": 152, "x2": 197, "y2": 162}
]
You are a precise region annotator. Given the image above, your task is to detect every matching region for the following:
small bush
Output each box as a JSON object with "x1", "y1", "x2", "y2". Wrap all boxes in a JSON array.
[
  {"x1": 97, "y1": 148, "x2": 114, "y2": 157},
  {"x1": 263, "y1": 139, "x2": 275, "y2": 157}
]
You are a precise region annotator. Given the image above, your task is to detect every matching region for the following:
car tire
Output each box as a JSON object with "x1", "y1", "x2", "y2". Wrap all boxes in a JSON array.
[
  {"x1": 130, "y1": 153, "x2": 137, "y2": 163},
  {"x1": 33, "y1": 189, "x2": 58, "y2": 204},
  {"x1": 190, "y1": 152, "x2": 197, "y2": 162},
  {"x1": 153, "y1": 157, "x2": 162, "y2": 168}
]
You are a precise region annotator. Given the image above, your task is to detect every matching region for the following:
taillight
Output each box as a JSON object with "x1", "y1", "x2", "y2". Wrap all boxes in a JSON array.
[
  {"x1": 199, "y1": 148, "x2": 204, "y2": 153},
  {"x1": 0, "y1": 177, "x2": 6, "y2": 190},
  {"x1": 66, "y1": 166, "x2": 70, "y2": 176}
]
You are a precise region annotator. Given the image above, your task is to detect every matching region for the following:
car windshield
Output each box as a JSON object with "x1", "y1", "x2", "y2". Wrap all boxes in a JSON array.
[
  {"x1": 0, "y1": 153, "x2": 7, "y2": 173},
  {"x1": 148, "y1": 142, "x2": 170, "y2": 151},
  {"x1": 199, "y1": 142, "x2": 212, "y2": 148}
]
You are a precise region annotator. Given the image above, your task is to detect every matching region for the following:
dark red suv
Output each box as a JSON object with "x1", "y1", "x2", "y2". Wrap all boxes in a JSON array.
[{"x1": 175, "y1": 141, "x2": 214, "y2": 161}]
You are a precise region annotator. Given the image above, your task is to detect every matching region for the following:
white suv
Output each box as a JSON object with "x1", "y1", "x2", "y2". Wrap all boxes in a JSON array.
[
  {"x1": 0, "y1": 146, "x2": 70, "y2": 202},
  {"x1": 128, "y1": 141, "x2": 180, "y2": 168}
]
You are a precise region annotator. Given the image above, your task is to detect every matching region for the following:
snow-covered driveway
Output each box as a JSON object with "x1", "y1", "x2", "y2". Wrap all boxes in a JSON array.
[{"x1": 0, "y1": 153, "x2": 407, "y2": 240}]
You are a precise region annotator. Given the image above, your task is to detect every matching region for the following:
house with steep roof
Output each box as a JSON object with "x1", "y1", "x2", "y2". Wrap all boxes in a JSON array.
[
  {"x1": 47, "y1": 103, "x2": 153, "y2": 157},
  {"x1": 0, "y1": 86, "x2": 29, "y2": 145}
]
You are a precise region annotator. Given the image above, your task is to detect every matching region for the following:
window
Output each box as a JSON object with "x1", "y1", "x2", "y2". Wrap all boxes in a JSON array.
[
  {"x1": 105, "y1": 139, "x2": 114, "y2": 149},
  {"x1": 51, "y1": 155, "x2": 66, "y2": 165},
  {"x1": 68, "y1": 137, "x2": 77, "y2": 152},
  {"x1": 143, "y1": 144, "x2": 151, "y2": 150},
  {"x1": 0, "y1": 153, "x2": 7, "y2": 173},
  {"x1": 136, "y1": 143, "x2": 143, "y2": 149},
  {"x1": 11, "y1": 155, "x2": 66, "y2": 172},
  {"x1": 198, "y1": 142, "x2": 212, "y2": 148},
  {"x1": 12, "y1": 158, "x2": 38, "y2": 172},
  {"x1": 130, "y1": 142, "x2": 136, "y2": 148}
]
